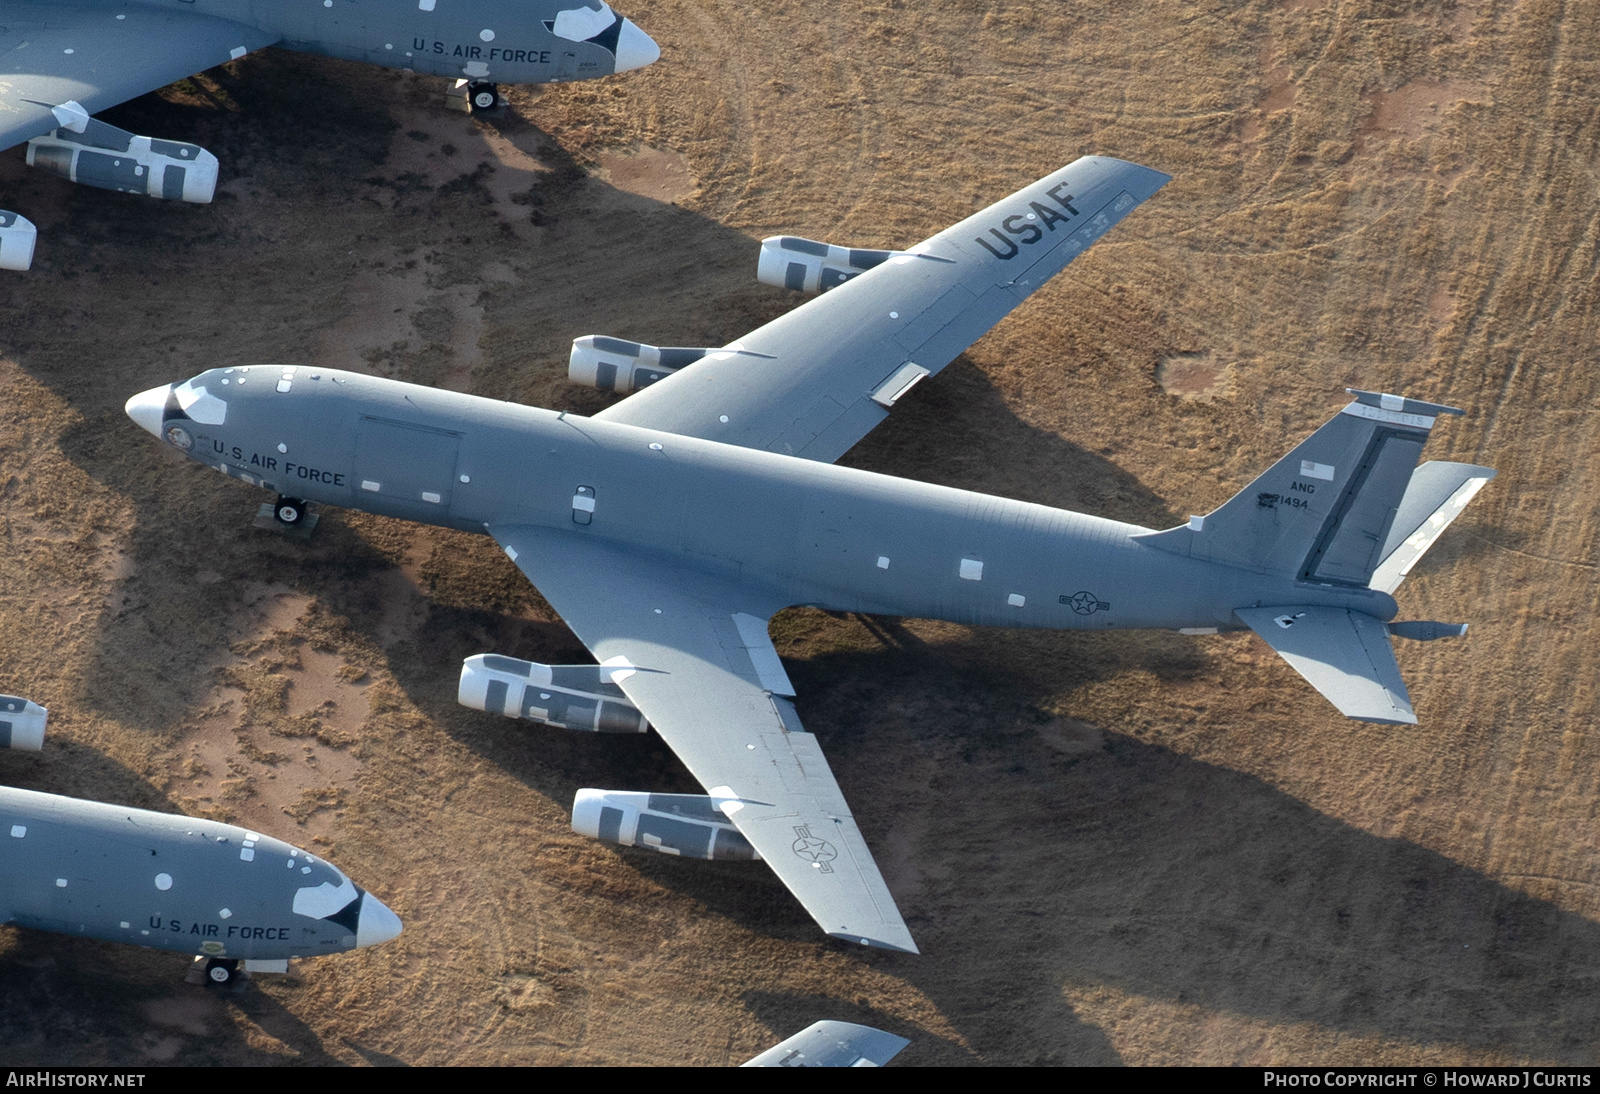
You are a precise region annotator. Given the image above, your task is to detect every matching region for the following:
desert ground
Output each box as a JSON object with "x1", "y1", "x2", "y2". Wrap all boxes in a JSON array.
[{"x1": 1, "y1": 0, "x2": 1597, "y2": 1066}]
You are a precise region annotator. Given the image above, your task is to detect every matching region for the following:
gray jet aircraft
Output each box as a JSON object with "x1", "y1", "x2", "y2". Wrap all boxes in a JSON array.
[
  {"x1": 742, "y1": 1021, "x2": 909, "y2": 1067},
  {"x1": 125, "y1": 156, "x2": 1495, "y2": 953},
  {"x1": 0, "y1": 0, "x2": 658, "y2": 269},
  {"x1": 1, "y1": 694, "x2": 401, "y2": 983}
]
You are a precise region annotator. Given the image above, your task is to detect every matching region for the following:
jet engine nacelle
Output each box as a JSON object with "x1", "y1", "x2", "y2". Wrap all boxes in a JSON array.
[
  {"x1": 457, "y1": 654, "x2": 649, "y2": 733},
  {"x1": 756, "y1": 235, "x2": 907, "y2": 295},
  {"x1": 0, "y1": 211, "x2": 37, "y2": 272},
  {"x1": 568, "y1": 336, "x2": 713, "y2": 395},
  {"x1": 27, "y1": 118, "x2": 218, "y2": 204},
  {"x1": 0, "y1": 695, "x2": 47, "y2": 752},
  {"x1": 572, "y1": 789, "x2": 761, "y2": 861}
]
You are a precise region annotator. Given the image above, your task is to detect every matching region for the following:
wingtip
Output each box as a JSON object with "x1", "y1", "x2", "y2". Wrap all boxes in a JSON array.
[{"x1": 829, "y1": 931, "x2": 920, "y2": 955}]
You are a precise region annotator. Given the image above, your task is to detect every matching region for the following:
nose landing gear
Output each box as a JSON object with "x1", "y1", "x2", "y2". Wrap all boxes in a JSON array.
[
  {"x1": 467, "y1": 81, "x2": 500, "y2": 112},
  {"x1": 204, "y1": 958, "x2": 239, "y2": 986},
  {"x1": 254, "y1": 496, "x2": 318, "y2": 540}
]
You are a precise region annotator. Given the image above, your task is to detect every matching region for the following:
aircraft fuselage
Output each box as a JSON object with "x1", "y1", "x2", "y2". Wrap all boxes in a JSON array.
[
  {"x1": 132, "y1": 367, "x2": 1398, "y2": 634},
  {"x1": 136, "y1": 0, "x2": 655, "y2": 86},
  {"x1": 0, "y1": 785, "x2": 399, "y2": 962}
]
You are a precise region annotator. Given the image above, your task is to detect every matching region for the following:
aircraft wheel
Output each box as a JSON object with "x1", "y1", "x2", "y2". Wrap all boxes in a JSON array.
[
  {"x1": 205, "y1": 958, "x2": 238, "y2": 985},
  {"x1": 274, "y1": 496, "x2": 305, "y2": 526},
  {"x1": 469, "y1": 82, "x2": 500, "y2": 111}
]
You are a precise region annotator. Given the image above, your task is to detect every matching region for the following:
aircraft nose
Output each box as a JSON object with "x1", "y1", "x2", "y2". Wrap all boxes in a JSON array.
[
  {"x1": 613, "y1": 18, "x2": 660, "y2": 72},
  {"x1": 354, "y1": 891, "x2": 402, "y2": 949},
  {"x1": 124, "y1": 384, "x2": 171, "y2": 438}
]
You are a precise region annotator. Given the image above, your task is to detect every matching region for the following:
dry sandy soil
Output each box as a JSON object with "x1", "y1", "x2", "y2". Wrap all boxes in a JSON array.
[{"x1": 0, "y1": 0, "x2": 1597, "y2": 1067}]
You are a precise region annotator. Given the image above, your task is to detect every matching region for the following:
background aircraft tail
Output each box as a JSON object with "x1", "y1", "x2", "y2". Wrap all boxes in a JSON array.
[{"x1": 1138, "y1": 391, "x2": 1496, "y2": 723}]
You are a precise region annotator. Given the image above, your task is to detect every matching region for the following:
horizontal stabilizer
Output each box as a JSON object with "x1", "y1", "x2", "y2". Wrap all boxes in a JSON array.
[
  {"x1": 1389, "y1": 620, "x2": 1467, "y2": 641},
  {"x1": 1368, "y1": 462, "x2": 1495, "y2": 594},
  {"x1": 1236, "y1": 607, "x2": 1416, "y2": 724}
]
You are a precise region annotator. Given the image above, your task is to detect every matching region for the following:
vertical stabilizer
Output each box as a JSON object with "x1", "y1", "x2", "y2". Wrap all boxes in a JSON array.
[{"x1": 1136, "y1": 391, "x2": 1464, "y2": 586}]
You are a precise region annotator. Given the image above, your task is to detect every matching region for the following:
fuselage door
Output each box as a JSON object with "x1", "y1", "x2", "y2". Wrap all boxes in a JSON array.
[{"x1": 353, "y1": 417, "x2": 461, "y2": 510}]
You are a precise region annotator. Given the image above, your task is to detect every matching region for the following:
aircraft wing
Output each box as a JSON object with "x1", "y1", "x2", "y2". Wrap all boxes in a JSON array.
[
  {"x1": 0, "y1": 2, "x2": 275, "y2": 152},
  {"x1": 488, "y1": 523, "x2": 918, "y2": 953},
  {"x1": 593, "y1": 155, "x2": 1170, "y2": 463}
]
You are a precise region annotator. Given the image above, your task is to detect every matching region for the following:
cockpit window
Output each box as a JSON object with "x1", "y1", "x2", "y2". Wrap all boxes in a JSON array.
[{"x1": 174, "y1": 378, "x2": 227, "y2": 425}]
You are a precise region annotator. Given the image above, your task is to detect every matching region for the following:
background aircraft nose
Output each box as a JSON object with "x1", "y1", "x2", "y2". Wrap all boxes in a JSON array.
[
  {"x1": 354, "y1": 891, "x2": 402, "y2": 949},
  {"x1": 124, "y1": 385, "x2": 171, "y2": 438},
  {"x1": 613, "y1": 19, "x2": 660, "y2": 72}
]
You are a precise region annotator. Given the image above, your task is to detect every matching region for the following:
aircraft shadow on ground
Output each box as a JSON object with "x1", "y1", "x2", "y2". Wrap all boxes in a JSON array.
[
  {"x1": 877, "y1": 724, "x2": 1600, "y2": 1064},
  {"x1": 408, "y1": 613, "x2": 1600, "y2": 1065}
]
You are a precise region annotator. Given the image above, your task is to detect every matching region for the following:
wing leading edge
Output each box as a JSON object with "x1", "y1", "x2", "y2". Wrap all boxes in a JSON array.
[
  {"x1": 0, "y1": 2, "x2": 275, "y2": 153},
  {"x1": 595, "y1": 155, "x2": 1170, "y2": 462},
  {"x1": 488, "y1": 524, "x2": 917, "y2": 953}
]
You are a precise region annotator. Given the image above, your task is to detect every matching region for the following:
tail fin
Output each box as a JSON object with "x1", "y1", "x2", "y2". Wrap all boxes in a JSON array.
[{"x1": 1137, "y1": 390, "x2": 1478, "y2": 587}]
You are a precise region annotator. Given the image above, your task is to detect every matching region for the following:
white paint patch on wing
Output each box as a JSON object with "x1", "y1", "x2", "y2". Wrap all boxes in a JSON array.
[
  {"x1": 293, "y1": 877, "x2": 357, "y2": 919},
  {"x1": 50, "y1": 100, "x2": 89, "y2": 132},
  {"x1": 732, "y1": 613, "x2": 795, "y2": 696},
  {"x1": 600, "y1": 655, "x2": 636, "y2": 684},
  {"x1": 552, "y1": 2, "x2": 615, "y2": 41},
  {"x1": 708, "y1": 786, "x2": 743, "y2": 816},
  {"x1": 959, "y1": 558, "x2": 983, "y2": 581}
]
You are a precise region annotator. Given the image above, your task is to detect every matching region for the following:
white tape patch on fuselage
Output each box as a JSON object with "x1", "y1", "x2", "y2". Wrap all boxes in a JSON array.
[
  {"x1": 293, "y1": 877, "x2": 357, "y2": 919},
  {"x1": 552, "y1": 2, "x2": 615, "y2": 41}
]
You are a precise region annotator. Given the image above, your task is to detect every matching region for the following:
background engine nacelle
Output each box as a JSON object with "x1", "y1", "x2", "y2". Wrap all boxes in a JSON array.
[
  {"x1": 568, "y1": 336, "x2": 713, "y2": 395},
  {"x1": 0, "y1": 695, "x2": 47, "y2": 751},
  {"x1": 0, "y1": 211, "x2": 37, "y2": 272},
  {"x1": 457, "y1": 654, "x2": 649, "y2": 733},
  {"x1": 572, "y1": 789, "x2": 761, "y2": 861},
  {"x1": 756, "y1": 235, "x2": 907, "y2": 295},
  {"x1": 27, "y1": 118, "x2": 218, "y2": 204}
]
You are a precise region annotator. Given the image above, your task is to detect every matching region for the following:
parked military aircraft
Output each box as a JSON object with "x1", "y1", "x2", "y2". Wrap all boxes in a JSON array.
[
  {"x1": 0, "y1": 0, "x2": 658, "y2": 269},
  {"x1": 1, "y1": 694, "x2": 401, "y2": 983},
  {"x1": 125, "y1": 156, "x2": 1494, "y2": 953}
]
